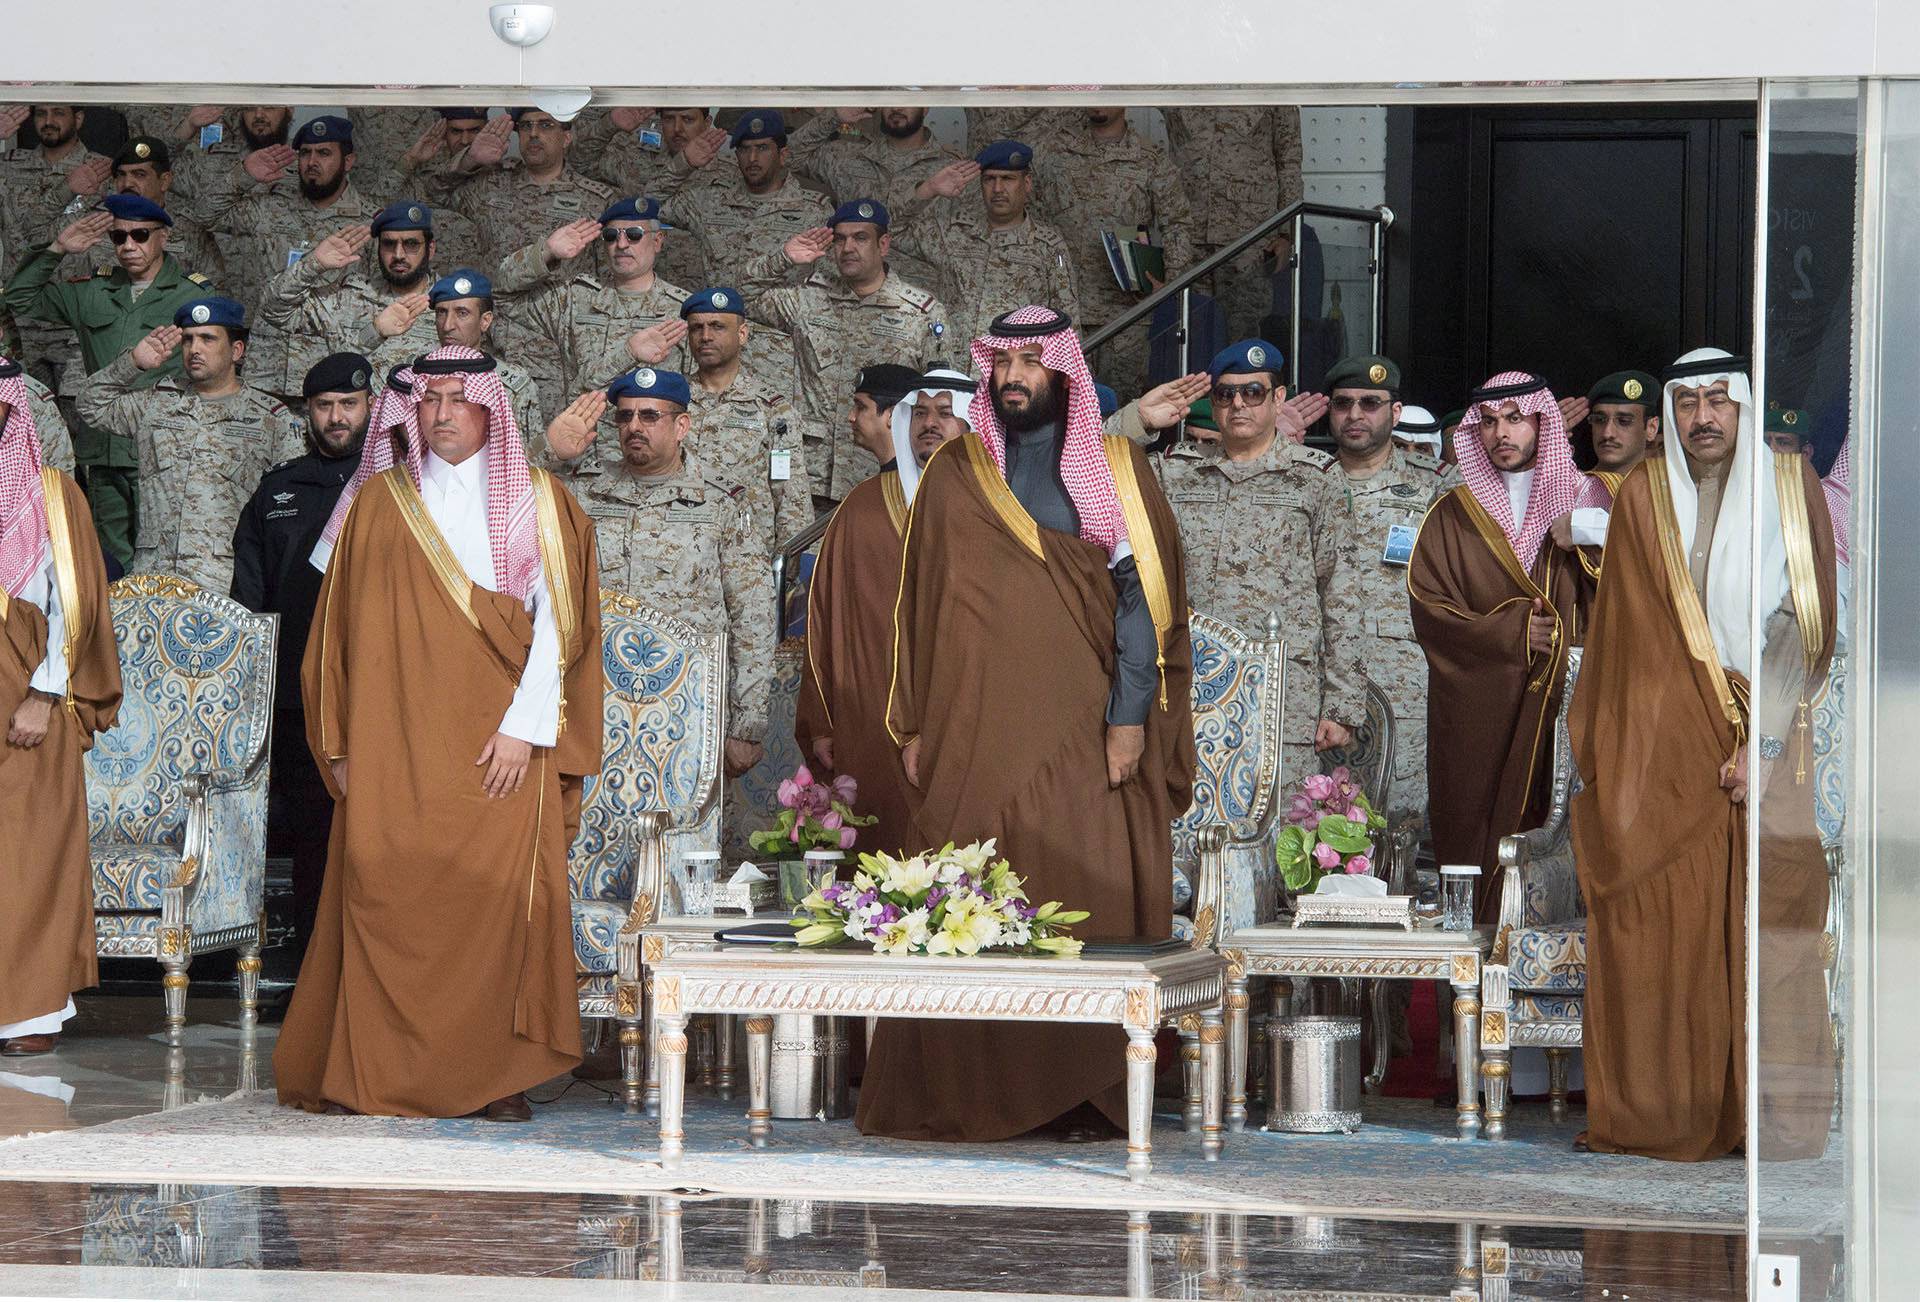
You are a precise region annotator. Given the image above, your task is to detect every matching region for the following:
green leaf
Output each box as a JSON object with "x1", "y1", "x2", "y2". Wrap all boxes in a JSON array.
[
  {"x1": 1276, "y1": 824, "x2": 1318, "y2": 892},
  {"x1": 1316, "y1": 814, "x2": 1372, "y2": 855}
]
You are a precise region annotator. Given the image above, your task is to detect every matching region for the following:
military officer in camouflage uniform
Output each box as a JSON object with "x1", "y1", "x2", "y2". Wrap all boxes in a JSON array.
[
  {"x1": 382, "y1": 108, "x2": 489, "y2": 271},
  {"x1": 1322, "y1": 354, "x2": 1459, "y2": 820},
  {"x1": 492, "y1": 198, "x2": 695, "y2": 486},
  {"x1": 740, "y1": 200, "x2": 947, "y2": 502},
  {"x1": 786, "y1": 108, "x2": 961, "y2": 290},
  {"x1": 659, "y1": 111, "x2": 831, "y2": 299},
  {"x1": 544, "y1": 367, "x2": 772, "y2": 775},
  {"x1": 408, "y1": 270, "x2": 543, "y2": 452},
  {"x1": 0, "y1": 105, "x2": 115, "y2": 391},
  {"x1": 1032, "y1": 109, "x2": 1196, "y2": 391},
  {"x1": 1160, "y1": 107, "x2": 1303, "y2": 338},
  {"x1": 963, "y1": 107, "x2": 1052, "y2": 156},
  {"x1": 4, "y1": 194, "x2": 216, "y2": 564},
  {"x1": 27, "y1": 371, "x2": 73, "y2": 475},
  {"x1": 256, "y1": 200, "x2": 439, "y2": 398},
  {"x1": 569, "y1": 107, "x2": 723, "y2": 290},
  {"x1": 73, "y1": 297, "x2": 303, "y2": 593},
  {"x1": 1154, "y1": 339, "x2": 1368, "y2": 789},
  {"x1": 344, "y1": 105, "x2": 439, "y2": 198},
  {"x1": 202, "y1": 115, "x2": 379, "y2": 400},
  {"x1": 891, "y1": 140, "x2": 1080, "y2": 353},
  {"x1": 679, "y1": 286, "x2": 812, "y2": 558}
]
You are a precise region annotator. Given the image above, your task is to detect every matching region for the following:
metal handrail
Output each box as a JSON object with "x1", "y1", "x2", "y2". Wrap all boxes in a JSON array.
[{"x1": 1081, "y1": 200, "x2": 1394, "y2": 391}]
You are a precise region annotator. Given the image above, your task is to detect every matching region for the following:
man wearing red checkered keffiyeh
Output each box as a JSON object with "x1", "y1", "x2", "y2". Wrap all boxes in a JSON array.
[
  {"x1": 279, "y1": 343, "x2": 604, "y2": 1123},
  {"x1": 863, "y1": 305, "x2": 1196, "y2": 1146},
  {"x1": 1407, "y1": 370, "x2": 1598, "y2": 923},
  {"x1": 0, "y1": 357, "x2": 122, "y2": 1055}
]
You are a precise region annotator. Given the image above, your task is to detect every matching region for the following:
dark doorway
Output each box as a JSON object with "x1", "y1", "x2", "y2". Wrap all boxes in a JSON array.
[{"x1": 1386, "y1": 103, "x2": 1757, "y2": 423}]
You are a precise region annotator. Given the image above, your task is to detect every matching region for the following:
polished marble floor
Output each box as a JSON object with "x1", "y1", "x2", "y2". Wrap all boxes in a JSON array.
[{"x1": 0, "y1": 995, "x2": 1830, "y2": 1299}]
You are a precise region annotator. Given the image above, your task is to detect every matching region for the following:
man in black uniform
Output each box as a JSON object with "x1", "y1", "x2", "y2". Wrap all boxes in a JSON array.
[{"x1": 230, "y1": 352, "x2": 371, "y2": 995}]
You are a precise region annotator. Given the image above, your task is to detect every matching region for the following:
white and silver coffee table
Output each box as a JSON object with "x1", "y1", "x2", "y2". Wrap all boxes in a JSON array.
[
  {"x1": 647, "y1": 945, "x2": 1227, "y2": 1180},
  {"x1": 1217, "y1": 924, "x2": 1495, "y2": 1137}
]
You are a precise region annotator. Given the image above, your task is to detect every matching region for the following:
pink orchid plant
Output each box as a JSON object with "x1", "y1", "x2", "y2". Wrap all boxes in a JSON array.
[
  {"x1": 1275, "y1": 765, "x2": 1388, "y2": 894},
  {"x1": 749, "y1": 765, "x2": 877, "y2": 855}
]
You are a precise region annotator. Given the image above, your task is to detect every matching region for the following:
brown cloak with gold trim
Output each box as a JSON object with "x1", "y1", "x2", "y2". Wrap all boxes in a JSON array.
[
  {"x1": 276, "y1": 467, "x2": 603, "y2": 1117},
  {"x1": 856, "y1": 433, "x2": 1195, "y2": 1142},
  {"x1": 0, "y1": 469, "x2": 120, "y2": 1028},
  {"x1": 1572, "y1": 454, "x2": 1836, "y2": 1161},
  {"x1": 1408, "y1": 485, "x2": 1593, "y2": 920},
  {"x1": 795, "y1": 469, "x2": 916, "y2": 855}
]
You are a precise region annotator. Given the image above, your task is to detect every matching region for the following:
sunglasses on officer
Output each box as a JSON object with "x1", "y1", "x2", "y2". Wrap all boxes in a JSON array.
[
  {"x1": 1211, "y1": 380, "x2": 1273, "y2": 408},
  {"x1": 601, "y1": 225, "x2": 657, "y2": 245},
  {"x1": 108, "y1": 226, "x2": 161, "y2": 245}
]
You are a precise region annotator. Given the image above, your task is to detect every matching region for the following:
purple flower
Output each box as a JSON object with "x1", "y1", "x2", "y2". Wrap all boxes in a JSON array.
[
  {"x1": 819, "y1": 809, "x2": 845, "y2": 831},
  {"x1": 1345, "y1": 804, "x2": 1366, "y2": 824},
  {"x1": 927, "y1": 886, "x2": 946, "y2": 906},
  {"x1": 1345, "y1": 853, "x2": 1372, "y2": 876},
  {"x1": 777, "y1": 778, "x2": 800, "y2": 808},
  {"x1": 1312, "y1": 841, "x2": 1341, "y2": 869},
  {"x1": 1286, "y1": 793, "x2": 1315, "y2": 824},
  {"x1": 794, "y1": 764, "x2": 815, "y2": 789},
  {"x1": 838, "y1": 827, "x2": 858, "y2": 849},
  {"x1": 831, "y1": 773, "x2": 858, "y2": 805},
  {"x1": 1304, "y1": 774, "x2": 1336, "y2": 802},
  {"x1": 1330, "y1": 765, "x2": 1352, "y2": 785}
]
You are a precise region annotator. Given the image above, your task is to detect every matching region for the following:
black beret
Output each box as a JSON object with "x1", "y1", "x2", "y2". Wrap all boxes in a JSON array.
[
  {"x1": 853, "y1": 363, "x2": 922, "y2": 408},
  {"x1": 304, "y1": 352, "x2": 373, "y2": 398}
]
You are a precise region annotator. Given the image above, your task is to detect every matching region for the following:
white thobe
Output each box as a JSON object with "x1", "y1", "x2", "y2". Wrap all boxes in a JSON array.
[{"x1": 419, "y1": 447, "x2": 561, "y2": 747}]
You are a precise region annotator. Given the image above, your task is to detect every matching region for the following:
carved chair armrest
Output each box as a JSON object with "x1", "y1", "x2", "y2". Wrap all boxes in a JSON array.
[
  {"x1": 616, "y1": 810, "x2": 669, "y2": 990},
  {"x1": 159, "y1": 774, "x2": 213, "y2": 955},
  {"x1": 1191, "y1": 824, "x2": 1229, "y2": 951}
]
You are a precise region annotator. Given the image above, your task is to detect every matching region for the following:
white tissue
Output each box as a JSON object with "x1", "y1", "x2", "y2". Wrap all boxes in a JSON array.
[
  {"x1": 728, "y1": 862, "x2": 770, "y2": 886},
  {"x1": 1314, "y1": 874, "x2": 1389, "y2": 898}
]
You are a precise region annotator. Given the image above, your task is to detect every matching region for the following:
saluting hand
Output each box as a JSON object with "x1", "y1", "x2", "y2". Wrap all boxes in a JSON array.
[
  {"x1": 1279, "y1": 391, "x2": 1328, "y2": 443},
  {"x1": 545, "y1": 391, "x2": 608, "y2": 461},
  {"x1": 64, "y1": 156, "x2": 113, "y2": 198},
  {"x1": 403, "y1": 119, "x2": 447, "y2": 168},
  {"x1": 243, "y1": 143, "x2": 297, "y2": 184},
  {"x1": 310, "y1": 223, "x2": 371, "y2": 271},
  {"x1": 373, "y1": 291, "x2": 429, "y2": 339},
  {"x1": 917, "y1": 159, "x2": 979, "y2": 201},
  {"x1": 465, "y1": 115, "x2": 513, "y2": 168},
  {"x1": 131, "y1": 325, "x2": 183, "y2": 371},
  {"x1": 835, "y1": 107, "x2": 875, "y2": 126},
  {"x1": 681, "y1": 126, "x2": 729, "y2": 170},
  {"x1": 52, "y1": 210, "x2": 112, "y2": 256},
  {"x1": 546, "y1": 216, "x2": 601, "y2": 264},
  {"x1": 183, "y1": 105, "x2": 226, "y2": 133},
  {"x1": 1557, "y1": 395, "x2": 1591, "y2": 431},
  {"x1": 1526, "y1": 597, "x2": 1557, "y2": 655},
  {"x1": 1136, "y1": 371, "x2": 1210, "y2": 432},
  {"x1": 626, "y1": 319, "x2": 687, "y2": 365},
  {"x1": 477, "y1": 731, "x2": 532, "y2": 798},
  {"x1": 0, "y1": 105, "x2": 30, "y2": 139},
  {"x1": 609, "y1": 106, "x2": 656, "y2": 133},
  {"x1": 784, "y1": 226, "x2": 833, "y2": 266}
]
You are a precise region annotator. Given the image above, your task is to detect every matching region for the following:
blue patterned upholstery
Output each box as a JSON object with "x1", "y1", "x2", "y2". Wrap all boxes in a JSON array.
[
  {"x1": 1508, "y1": 920, "x2": 1587, "y2": 993},
  {"x1": 1511, "y1": 992, "x2": 1584, "y2": 1022},
  {"x1": 1176, "y1": 614, "x2": 1286, "y2": 931},
  {"x1": 572, "y1": 899, "x2": 626, "y2": 976},
  {"x1": 728, "y1": 641, "x2": 806, "y2": 862},
  {"x1": 85, "y1": 577, "x2": 276, "y2": 1037}
]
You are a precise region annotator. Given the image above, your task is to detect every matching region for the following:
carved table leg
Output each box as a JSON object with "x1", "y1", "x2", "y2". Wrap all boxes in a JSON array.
[
  {"x1": 1225, "y1": 965, "x2": 1249, "y2": 1132},
  {"x1": 745, "y1": 1014, "x2": 774, "y2": 1147},
  {"x1": 656, "y1": 1010, "x2": 689, "y2": 1169},
  {"x1": 1199, "y1": 1006, "x2": 1225, "y2": 1161},
  {"x1": 1179, "y1": 1018, "x2": 1203, "y2": 1133},
  {"x1": 1546, "y1": 1046, "x2": 1571, "y2": 1122},
  {"x1": 1451, "y1": 970, "x2": 1482, "y2": 1138},
  {"x1": 1126, "y1": 1027, "x2": 1157, "y2": 1182},
  {"x1": 1481, "y1": 964, "x2": 1511, "y2": 1140},
  {"x1": 619, "y1": 1020, "x2": 647, "y2": 1114},
  {"x1": 1126, "y1": 1210, "x2": 1153, "y2": 1299},
  {"x1": 716, "y1": 1012, "x2": 738, "y2": 1099},
  {"x1": 236, "y1": 947, "x2": 262, "y2": 1027},
  {"x1": 642, "y1": 975, "x2": 662, "y2": 1118},
  {"x1": 657, "y1": 1195, "x2": 684, "y2": 1282}
]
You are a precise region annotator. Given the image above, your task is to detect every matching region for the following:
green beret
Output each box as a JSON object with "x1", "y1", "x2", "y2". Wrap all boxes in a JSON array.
[
  {"x1": 1765, "y1": 403, "x2": 1811, "y2": 436},
  {"x1": 1324, "y1": 354, "x2": 1401, "y2": 394},
  {"x1": 1588, "y1": 370, "x2": 1659, "y2": 411},
  {"x1": 1186, "y1": 397, "x2": 1219, "y2": 433},
  {"x1": 1440, "y1": 409, "x2": 1466, "y2": 430}
]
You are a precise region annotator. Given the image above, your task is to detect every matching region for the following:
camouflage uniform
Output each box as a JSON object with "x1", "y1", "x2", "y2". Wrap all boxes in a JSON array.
[
  {"x1": 0, "y1": 142, "x2": 110, "y2": 387},
  {"x1": 1335, "y1": 448, "x2": 1461, "y2": 818},
  {"x1": 685, "y1": 372, "x2": 812, "y2": 557},
  {"x1": 889, "y1": 199, "x2": 1080, "y2": 355},
  {"x1": 28, "y1": 373, "x2": 73, "y2": 475},
  {"x1": 345, "y1": 106, "x2": 439, "y2": 198},
  {"x1": 201, "y1": 176, "x2": 381, "y2": 397},
  {"x1": 739, "y1": 250, "x2": 948, "y2": 501},
  {"x1": 424, "y1": 159, "x2": 617, "y2": 402},
  {"x1": 382, "y1": 158, "x2": 486, "y2": 272},
  {"x1": 785, "y1": 114, "x2": 961, "y2": 290},
  {"x1": 1032, "y1": 119, "x2": 1195, "y2": 391},
  {"x1": 963, "y1": 108, "x2": 1054, "y2": 156},
  {"x1": 579, "y1": 450, "x2": 773, "y2": 741},
  {"x1": 1155, "y1": 438, "x2": 1368, "y2": 787},
  {"x1": 566, "y1": 112, "x2": 708, "y2": 291},
  {"x1": 1161, "y1": 107, "x2": 1303, "y2": 338},
  {"x1": 658, "y1": 173, "x2": 830, "y2": 304},
  {"x1": 74, "y1": 349, "x2": 303, "y2": 593},
  {"x1": 253, "y1": 250, "x2": 426, "y2": 397}
]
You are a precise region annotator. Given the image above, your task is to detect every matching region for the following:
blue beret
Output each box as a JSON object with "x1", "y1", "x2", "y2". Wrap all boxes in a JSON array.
[
  {"x1": 607, "y1": 366, "x2": 691, "y2": 408},
  {"x1": 175, "y1": 296, "x2": 246, "y2": 330},
  {"x1": 974, "y1": 139, "x2": 1033, "y2": 172},
  {"x1": 1210, "y1": 338, "x2": 1285, "y2": 381},
  {"x1": 438, "y1": 107, "x2": 488, "y2": 122},
  {"x1": 680, "y1": 287, "x2": 745, "y2": 319},
  {"x1": 1094, "y1": 382, "x2": 1119, "y2": 420},
  {"x1": 599, "y1": 196, "x2": 666, "y2": 225},
  {"x1": 370, "y1": 200, "x2": 432, "y2": 236},
  {"x1": 292, "y1": 115, "x2": 353, "y2": 150},
  {"x1": 428, "y1": 270, "x2": 492, "y2": 304},
  {"x1": 729, "y1": 110, "x2": 785, "y2": 146},
  {"x1": 830, "y1": 199, "x2": 889, "y2": 231},
  {"x1": 101, "y1": 192, "x2": 171, "y2": 226}
]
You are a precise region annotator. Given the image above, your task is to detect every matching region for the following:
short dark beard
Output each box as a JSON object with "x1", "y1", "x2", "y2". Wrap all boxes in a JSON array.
[
  {"x1": 241, "y1": 124, "x2": 289, "y2": 151},
  {"x1": 879, "y1": 114, "x2": 925, "y2": 140},
  {"x1": 990, "y1": 374, "x2": 1065, "y2": 435},
  {"x1": 312, "y1": 420, "x2": 368, "y2": 461},
  {"x1": 380, "y1": 260, "x2": 427, "y2": 292},
  {"x1": 299, "y1": 171, "x2": 346, "y2": 203}
]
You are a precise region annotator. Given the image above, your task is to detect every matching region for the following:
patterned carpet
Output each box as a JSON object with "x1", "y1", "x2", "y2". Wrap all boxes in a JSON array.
[{"x1": 0, "y1": 1083, "x2": 1825, "y2": 1232}]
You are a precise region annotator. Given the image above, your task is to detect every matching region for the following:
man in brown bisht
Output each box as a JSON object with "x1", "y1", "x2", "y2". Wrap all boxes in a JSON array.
[
  {"x1": 795, "y1": 362, "x2": 951, "y2": 855},
  {"x1": 0, "y1": 359, "x2": 121, "y2": 1057},
  {"x1": 1408, "y1": 371, "x2": 1596, "y2": 920},
  {"x1": 862, "y1": 306, "x2": 1195, "y2": 1143},
  {"x1": 1572, "y1": 348, "x2": 1835, "y2": 1161},
  {"x1": 277, "y1": 343, "x2": 603, "y2": 1121}
]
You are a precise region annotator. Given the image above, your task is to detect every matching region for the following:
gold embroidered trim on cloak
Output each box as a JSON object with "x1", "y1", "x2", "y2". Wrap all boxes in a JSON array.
[
  {"x1": 383, "y1": 469, "x2": 478, "y2": 629},
  {"x1": 1646, "y1": 456, "x2": 1745, "y2": 741},
  {"x1": 880, "y1": 469, "x2": 907, "y2": 535},
  {"x1": 961, "y1": 432, "x2": 1043, "y2": 560},
  {"x1": 39, "y1": 468, "x2": 84, "y2": 708},
  {"x1": 1773, "y1": 450, "x2": 1826, "y2": 670},
  {"x1": 529, "y1": 469, "x2": 578, "y2": 659}
]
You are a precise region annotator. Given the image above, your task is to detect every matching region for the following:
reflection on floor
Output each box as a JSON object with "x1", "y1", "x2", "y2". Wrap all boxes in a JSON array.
[{"x1": 0, "y1": 996, "x2": 1835, "y2": 1299}]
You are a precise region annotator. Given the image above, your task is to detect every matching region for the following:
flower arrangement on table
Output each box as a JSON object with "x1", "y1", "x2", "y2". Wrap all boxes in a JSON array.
[
  {"x1": 1275, "y1": 765, "x2": 1389, "y2": 895},
  {"x1": 790, "y1": 839, "x2": 1090, "y2": 957},
  {"x1": 749, "y1": 765, "x2": 876, "y2": 854}
]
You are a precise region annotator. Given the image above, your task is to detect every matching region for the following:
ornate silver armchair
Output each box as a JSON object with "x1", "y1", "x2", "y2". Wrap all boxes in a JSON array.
[
  {"x1": 87, "y1": 576, "x2": 276, "y2": 1042},
  {"x1": 569, "y1": 592, "x2": 722, "y2": 1109},
  {"x1": 1478, "y1": 648, "x2": 1585, "y2": 1138}
]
